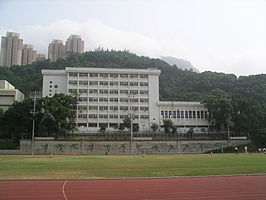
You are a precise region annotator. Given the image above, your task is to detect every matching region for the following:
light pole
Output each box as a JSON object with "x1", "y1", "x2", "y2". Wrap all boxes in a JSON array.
[
  {"x1": 30, "y1": 91, "x2": 41, "y2": 155},
  {"x1": 128, "y1": 94, "x2": 134, "y2": 154}
]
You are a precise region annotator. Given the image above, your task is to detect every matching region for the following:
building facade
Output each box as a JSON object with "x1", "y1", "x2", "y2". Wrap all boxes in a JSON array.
[
  {"x1": 0, "y1": 32, "x2": 23, "y2": 67},
  {"x1": 42, "y1": 67, "x2": 209, "y2": 133},
  {"x1": 66, "y1": 35, "x2": 84, "y2": 53},
  {"x1": 0, "y1": 80, "x2": 24, "y2": 111},
  {"x1": 21, "y1": 44, "x2": 37, "y2": 65},
  {"x1": 48, "y1": 40, "x2": 66, "y2": 62}
]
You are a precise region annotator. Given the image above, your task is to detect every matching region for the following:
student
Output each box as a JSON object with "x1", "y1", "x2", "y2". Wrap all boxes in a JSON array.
[{"x1": 234, "y1": 146, "x2": 238, "y2": 154}]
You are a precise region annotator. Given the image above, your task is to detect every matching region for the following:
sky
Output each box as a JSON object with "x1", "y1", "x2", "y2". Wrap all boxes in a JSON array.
[{"x1": 0, "y1": 0, "x2": 266, "y2": 76}]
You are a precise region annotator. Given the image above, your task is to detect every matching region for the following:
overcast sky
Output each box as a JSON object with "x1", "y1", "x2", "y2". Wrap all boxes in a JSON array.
[{"x1": 0, "y1": 0, "x2": 266, "y2": 76}]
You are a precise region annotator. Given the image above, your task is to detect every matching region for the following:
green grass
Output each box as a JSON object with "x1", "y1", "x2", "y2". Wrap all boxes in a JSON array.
[{"x1": 0, "y1": 154, "x2": 266, "y2": 179}]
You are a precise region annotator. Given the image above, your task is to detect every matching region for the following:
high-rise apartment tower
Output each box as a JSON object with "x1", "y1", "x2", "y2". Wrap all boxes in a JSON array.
[
  {"x1": 66, "y1": 35, "x2": 84, "y2": 53},
  {"x1": 0, "y1": 32, "x2": 23, "y2": 67},
  {"x1": 21, "y1": 44, "x2": 37, "y2": 65},
  {"x1": 48, "y1": 40, "x2": 66, "y2": 62}
]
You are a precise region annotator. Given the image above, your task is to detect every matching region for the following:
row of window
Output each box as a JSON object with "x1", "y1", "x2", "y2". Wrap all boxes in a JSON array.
[
  {"x1": 69, "y1": 72, "x2": 148, "y2": 79},
  {"x1": 77, "y1": 123, "x2": 140, "y2": 128},
  {"x1": 78, "y1": 105, "x2": 149, "y2": 111},
  {"x1": 69, "y1": 89, "x2": 148, "y2": 95},
  {"x1": 78, "y1": 97, "x2": 149, "y2": 103},
  {"x1": 161, "y1": 110, "x2": 208, "y2": 119},
  {"x1": 69, "y1": 80, "x2": 149, "y2": 87},
  {"x1": 77, "y1": 114, "x2": 149, "y2": 119}
]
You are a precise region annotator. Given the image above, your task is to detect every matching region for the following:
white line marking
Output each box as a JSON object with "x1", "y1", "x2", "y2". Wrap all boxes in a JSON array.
[{"x1": 63, "y1": 180, "x2": 68, "y2": 200}]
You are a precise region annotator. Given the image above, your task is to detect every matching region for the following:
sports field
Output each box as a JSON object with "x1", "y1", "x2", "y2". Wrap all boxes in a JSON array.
[{"x1": 0, "y1": 153, "x2": 265, "y2": 179}]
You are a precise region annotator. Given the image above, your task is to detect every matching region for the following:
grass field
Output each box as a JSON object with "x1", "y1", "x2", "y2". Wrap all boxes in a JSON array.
[{"x1": 0, "y1": 153, "x2": 266, "y2": 179}]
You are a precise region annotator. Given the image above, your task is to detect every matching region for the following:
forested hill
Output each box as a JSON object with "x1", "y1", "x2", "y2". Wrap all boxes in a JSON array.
[{"x1": 0, "y1": 50, "x2": 266, "y2": 103}]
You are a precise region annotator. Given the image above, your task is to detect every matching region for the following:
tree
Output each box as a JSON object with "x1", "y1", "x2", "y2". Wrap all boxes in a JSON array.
[
  {"x1": 202, "y1": 93, "x2": 233, "y2": 131},
  {"x1": 39, "y1": 93, "x2": 77, "y2": 137},
  {"x1": 151, "y1": 123, "x2": 159, "y2": 132},
  {"x1": 118, "y1": 123, "x2": 125, "y2": 131},
  {"x1": 133, "y1": 123, "x2": 140, "y2": 132},
  {"x1": 123, "y1": 117, "x2": 131, "y2": 129},
  {"x1": 99, "y1": 123, "x2": 107, "y2": 132},
  {"x1": 163, "y1": 119, "x2": 173, "y2": 134}
]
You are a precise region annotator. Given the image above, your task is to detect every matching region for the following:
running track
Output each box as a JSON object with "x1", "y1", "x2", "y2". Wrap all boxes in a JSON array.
[{"x1": 0, "y1": 175, "x2": 266, "y2": 200}]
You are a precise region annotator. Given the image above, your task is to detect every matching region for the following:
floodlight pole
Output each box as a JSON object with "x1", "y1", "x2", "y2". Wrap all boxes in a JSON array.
[{"x1": 30, "y1": 91, "x2": 41, "y2": 155}]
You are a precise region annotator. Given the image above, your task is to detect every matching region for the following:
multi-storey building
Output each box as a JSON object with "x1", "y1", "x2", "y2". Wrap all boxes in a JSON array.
[
  {"x1": 0, "y1": 32, "x2": 23, "y2": 67},
  {"x1": 48, "y1": 40, "x2": 66, "y2": 62},
  {"x1": 36, "y1": 53, "x2": 46, "y2": 61},
  {"x1": 21, "y1": 44, "x2": 37, "y2": 65},
  {"x1": 66, "y1": 35, "x2": 84, "y2": 53},
  {"x1": 42, "y1": 67, "x2": 209, "y2": 133},
  {"x1": 0, "y1": 80, "x2": 24, "y2": 111}
]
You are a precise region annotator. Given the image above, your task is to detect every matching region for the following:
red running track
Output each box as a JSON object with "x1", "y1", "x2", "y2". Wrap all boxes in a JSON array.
[{"x1": 0, "y1": 175, "x2": 266, "y2": 200}]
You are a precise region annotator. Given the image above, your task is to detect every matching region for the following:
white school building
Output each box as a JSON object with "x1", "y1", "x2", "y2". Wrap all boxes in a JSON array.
[{"x1": 42, "y1": 67, "x2": 209, "y2": 133}]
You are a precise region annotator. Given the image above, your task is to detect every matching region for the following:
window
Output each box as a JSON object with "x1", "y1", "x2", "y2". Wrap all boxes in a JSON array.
[
  {"x1": 69, "y1": 72, "x2": 77, "y2": 77},
  {"x1": 161, "y1": 111, "x2": 164, "y2": 118},
  {"x1": 120, "y1": 98, "x2": 128, "y2": 102},
  {"x1": 185, "y1": 111, "x2": 188, "y2": 118},
  {"x1": 89, "y1": 114, "x2": 98, "y2": 119},
  {"x1": 120, "y1": 90, "x2": 128, "y2": 94},
  {"x1": 120, "y1": 81, "x2": 128, "y2": 86},
  {"x1": 132, "y1": 106, "x2": 139, "y2": 111},
  {"x1": 140, "y1": 115, "x2": 149, "y2": 119},
  {"x1": 79, "y1": 89, "x2": 88, "y2": 94},
  {"x1": 177, "y1": 110, "x2": 180, "y2": 118},
  {"x1": 79, "y1": 73, "x2": 88, "y2": 77},
  {"x1": 140, "y1": 82, "x2": 148, "y2": 86},
  {"x1": 140, "y1": 90, "x2": 148, "y2": 95},
  {"x1": 130, "y1": 82, "x2": 138, "y2": 86},
  {"x1": 109, "y1": 89, "x2": 118, "y2": 94},
  {"x1": 130, "y1": 98, "x2": 139, "y2": 102},
  {"x1": 99, "y1": 81, "x2": 108, "y2": 85},
  {"x1": 89, "y1": 106, "x2": 98, "y2": 110},
  {"x1": 110, "y1": 81, "x2": 118, "y2": 86},
  {"x1": 181, "y1": 111, "x2": 184, "y2": 118},
  {"x1": 89, "y1": 73, "x2": 98, "y2": 77},
  {"x1": 99, "y1": 97, "x2": 108, "y2": 102},
  {"x1": 68, "y1": 89, "x2": 77, "y2": 94},
  {"x1": 140, "y1": 98, "x2": 149, "y2": 102},
  {"x1": 69, "y1": 80, "x2": 77, "y2": 85},
  {"x1": 78, "y1": 114, "x2": 87, "y2": 118},
  {"x1": 120, "y1": 74, "x2": 128, "y2": 78},
  {"x1": 89, "y1": 81, "x2": 98, "y2": 85},
  {"x1": 89, "y1": 89, "x2": 98, "y2": 94},
  {"x1": 110, "y1": 106, "x2": 118, "y2": 111},
  {"x1": 99, "y1": 106, "x2": 108, "y2": 111},
  {"x1": 120, "y1": 115, "x2": 128, "y2": 119},
  {"x1": 99, "y1": 73, "x2": 108, "y2": 78},
  {"x1": 130, "y1": 74, "x2": 138, "y2": 78},
  {"x1": 130, "y1": 90, "x2": 138, "y2": 95},
  {"x1": 140, "y1": 74, "x2": 148, "y2": 78},
  {"x1": 99, "y1": 89, "x2": 108, "y2": 94},
  {"x1": 99, "y1": 114, "x2": 108, "y2": 119},
  {"x1": 78, "y1": 97, "x2": 88, "y2": 101},
  {"x1": 110, "y1": 98, "x2": 118, "y2": 102},
  {"x1": 78, "y1": 105, "x2": 87, "y2": 110},
  {"x1": 79, "y1": 81, "x2": 88, "y2": 85},
  {"x1": 89, "y1": 97, "x2": 98, "y2": 102},
  {"x1": 189, "y1": 111, "x2": 192, "y2": 118},
  {"x1": 140, "y1": 107, "x2": 149, "y2": 111},
  {"x1": 110, "y1": 73, "x2": 118, "y2": 78},
  {"x1": 193, "y1": 111, "x2": 196, "y2": 118},
  {"x1": 88, "y1": 123, "x2": 97, "y2": 127},
  {"x1": 120, "y1": 106, "x2": 128, "y2": 111},
  {"x1": 78, "y1": 123, "x2": 87, "y2": 127},
  {"x1": 109, "y1": 115, "x2": 118, "y2": 119},
  {"x1": 197, "y1": 111, "x2": 201, "y2": 119},
  {"x1": 54, "y1": 85, "x2": 58, "y2": 88},
  {"x1": 49, "y1": 81, "x2": 52, "y2": 83}
]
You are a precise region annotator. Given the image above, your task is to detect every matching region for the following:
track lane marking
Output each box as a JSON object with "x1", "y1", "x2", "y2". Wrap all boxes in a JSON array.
[{"x1": 62, "y1": 180, "x2": 68, "y2": 200}]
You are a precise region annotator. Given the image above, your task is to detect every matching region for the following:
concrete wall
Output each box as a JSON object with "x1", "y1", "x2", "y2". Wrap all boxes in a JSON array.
[
  {"x1": 0, "y1": 150, "x2": 20, "y2": 155},
  {"x1": 20, "y1": 140, "x2": 250, "y2": 155}
]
